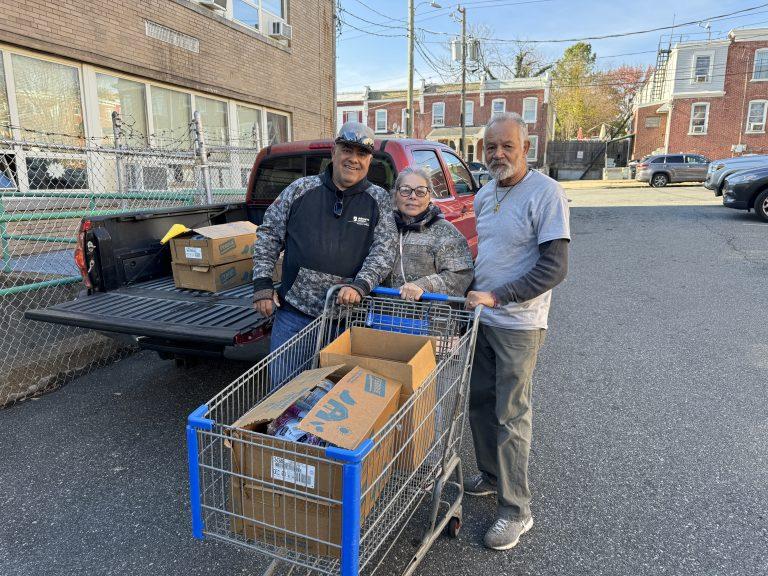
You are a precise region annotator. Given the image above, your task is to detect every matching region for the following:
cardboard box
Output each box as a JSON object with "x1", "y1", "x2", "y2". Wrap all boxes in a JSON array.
[
  {"x1": 170, "y1": 221, "x2": 257, "y2": 266},
  {"x1": 229, "y1": 365, "x2": 400, "y2": 557},
  {"x1": 319, "y1": 327, "x2": 438, "y2": 473},
  {"x1": 171, "y1": 258, "x2": 252, "y2": 292}
]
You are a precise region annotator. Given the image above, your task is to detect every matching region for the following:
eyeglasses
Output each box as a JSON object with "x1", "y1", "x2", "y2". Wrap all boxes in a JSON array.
[
  {"x1": 397, "y1": 185, "x2": 430, "y2": 198},
  {"x1": 333, "y1": 191, "x2": 344, "y2": 218}
]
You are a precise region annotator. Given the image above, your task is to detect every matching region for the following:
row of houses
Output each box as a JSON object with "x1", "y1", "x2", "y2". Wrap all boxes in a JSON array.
[
  {"x1": 632, "y1": 28, "x2": 768, "y2": 161},
  {"x1": 337, "y1": 77, "x2": 553, "y2": 166}
]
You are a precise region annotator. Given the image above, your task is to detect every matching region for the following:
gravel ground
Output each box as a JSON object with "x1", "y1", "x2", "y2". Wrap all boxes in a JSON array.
[{"x1": 1, "y1": 186, "x2": 766, "y2": 576}]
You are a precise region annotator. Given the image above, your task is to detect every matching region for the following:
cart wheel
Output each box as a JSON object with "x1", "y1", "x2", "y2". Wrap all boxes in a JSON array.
[{"x1": 447, "y1": 516, "x2": 461, "y2": 538}]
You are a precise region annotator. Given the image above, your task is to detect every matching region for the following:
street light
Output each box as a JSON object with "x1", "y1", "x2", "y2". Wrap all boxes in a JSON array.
[{"x1": 406, "y1": 1, "x2": 442, "y2": 138}]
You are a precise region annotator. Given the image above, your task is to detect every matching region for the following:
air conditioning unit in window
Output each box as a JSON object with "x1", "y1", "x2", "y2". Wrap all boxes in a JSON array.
[
  {"x1": 270, "y1": 20, "x2": 292, "y2": 40},
  {"x1": 197, "y1": 0, "x2": 226, "y2": 12},
  {"x1": 692, "y1": 125, "x2": 706, "y2": 134},
  {"x1": 695, "y1": 74, "x2": 708, "y2": 83},
  {"x1": 748, "y1": 122, "x2": 765, "y2": 132}
]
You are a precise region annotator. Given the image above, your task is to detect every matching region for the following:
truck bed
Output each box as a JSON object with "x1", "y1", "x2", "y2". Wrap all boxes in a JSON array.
[{"x1": 26, "y1": 276, "x2": 266, "y2": 346}]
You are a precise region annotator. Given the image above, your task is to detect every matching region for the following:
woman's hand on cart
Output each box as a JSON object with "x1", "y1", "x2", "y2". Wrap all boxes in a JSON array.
[
  {"x1": 337, "y1": 285, "x2": 363, "y2": 305},
  {"x1": 399, "y1": 282, "x2": 425, "y2": 302}
]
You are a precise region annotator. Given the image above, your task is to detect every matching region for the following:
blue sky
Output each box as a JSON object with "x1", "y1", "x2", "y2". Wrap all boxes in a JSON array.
[{"x1": 336, "y1": 0, "x2": 768, "y2": 92}]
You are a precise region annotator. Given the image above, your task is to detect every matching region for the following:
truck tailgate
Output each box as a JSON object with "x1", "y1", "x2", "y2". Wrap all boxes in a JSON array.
[{"x1": 25, "y1": 278, "x2": 267, "y2": 346}]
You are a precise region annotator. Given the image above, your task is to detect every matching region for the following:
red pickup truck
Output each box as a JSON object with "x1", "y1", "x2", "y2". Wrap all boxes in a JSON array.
[{"x1": 26, "y1": 138, "x2": 479, "y2": 361}]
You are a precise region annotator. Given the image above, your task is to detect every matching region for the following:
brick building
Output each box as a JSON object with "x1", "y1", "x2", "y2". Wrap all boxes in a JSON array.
[
  {"x1": 337, "y1": 77, "x2": 553, "y2": 166},
  {"x1": 0, "y1": 0, "x2": 335, "y2": 149},
  {"x1": 633, "y1": 28, "x2": 768, "y2": 161}
]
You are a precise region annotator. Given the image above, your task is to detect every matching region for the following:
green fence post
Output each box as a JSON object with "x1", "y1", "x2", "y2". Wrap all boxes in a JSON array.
[{"x1": 0, "y1": 196, "x2": 10, "y2": 273}]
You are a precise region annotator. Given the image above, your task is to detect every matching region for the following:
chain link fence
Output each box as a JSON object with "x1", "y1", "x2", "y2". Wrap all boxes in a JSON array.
[{"x1": 0, "y1": 112, "x2": 262, "y2": 407}]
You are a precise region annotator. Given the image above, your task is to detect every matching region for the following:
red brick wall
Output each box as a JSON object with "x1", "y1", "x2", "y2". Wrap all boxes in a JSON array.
[
  {"x1": 665, "y1": 40, "x2": 768, "y2": 159},
  {"x1": 0, "y1": 0, "x2": 336, "y2": 140},
  {"x1": 633, "y1": 104, "x2": 667, "y2": 159}
]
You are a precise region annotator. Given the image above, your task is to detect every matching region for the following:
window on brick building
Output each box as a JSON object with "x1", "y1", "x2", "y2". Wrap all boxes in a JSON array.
[
  {"x1": 0, "y1": 53, "x2": 8, "y2": 140},
  {"x1": 266, "y1": 111, "x2": 289, "y2": 144},
  {"x1": 12, "y1": 54, "x2": 85, "y2": 144},
  {"x1": 233, "y1": 0, "x2": 260, "y2": 28},
  {"x1": 688, "y1": 103, "x2": 709, "y2": 135},
  {"x1": 432, "y1": 102, "x2": 445, "y2": 127},
  {"x1": 465, "y1": 101, "x2": 474, "y2": 126},
  {"x1": 196, "y1": 96, "x2": 229, "y2": 145},
  {"x1": 644, "y1": 116, "x2": 661, "y2": 128},
  {"x1": 491, "y1": 98, "x2": 506, "y2": 116},
  {"x1": 746, "y1": 100, "x2": 767, "y2": 133},
  {"x1": 151, "y1": 86, "x2": 192, "y2": 147},
  {"x1": 342, "y1": 110, "x2": 362, "y2": 124},
  {"x1": 692, "y1": 54, "x2": 712, "y2": 83},
  {"x1": 237, "y1": 104, "x2": 263, "y2": 147},
  {"x1": 522, "y1": 97, "x2": 537, "y2": 123},
  {"x1": 753, "y1": 49, "x2": 768, "y2": 81},
  {"x1": 375, "y1": 109, "x2": 387, "y2": 133},
  {"x1": 96, "y1": 73, "x2": 148, "y2": 147},
  {"x1": 527, "y1": 135, "x2": 538, "y2": 162}
]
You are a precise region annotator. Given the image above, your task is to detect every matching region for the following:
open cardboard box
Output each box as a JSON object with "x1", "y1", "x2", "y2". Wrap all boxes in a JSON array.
[
  {"x1": 228, "y1": 365, "x2": 400, "y2": 557},
  {"x1": 319, "y1": 327, "x2": 438, "y2": 473},
  {"x1": 170, "y1": 221, "x2": 257, "y2": 266}
]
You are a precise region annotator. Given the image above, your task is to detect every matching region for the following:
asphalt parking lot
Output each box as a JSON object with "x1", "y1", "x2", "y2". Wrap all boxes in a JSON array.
[{"x1": 1, "y1": 185, "x2": 766, "y2": 576}]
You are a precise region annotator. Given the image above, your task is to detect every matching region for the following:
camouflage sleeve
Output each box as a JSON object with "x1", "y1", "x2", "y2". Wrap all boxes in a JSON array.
[
  {"x1": 411, "y1": 221, "x2": 474, "y2": 297},
  {"x1": 350, "y1": 184, "x2": 397, "y2": 296},
  {"x1": 252, "y1": 176, "x2": 316, "y2": 296}
]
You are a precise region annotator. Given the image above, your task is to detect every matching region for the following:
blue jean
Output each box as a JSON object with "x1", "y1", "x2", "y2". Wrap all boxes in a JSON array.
[{"x1": 268, "y1": 304, "x2": 315, "y2": 388}]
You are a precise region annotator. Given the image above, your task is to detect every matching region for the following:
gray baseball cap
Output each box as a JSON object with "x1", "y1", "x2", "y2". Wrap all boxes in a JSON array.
[{"x1": 335, "y1": 121, "x2": 375, "y2": 154}]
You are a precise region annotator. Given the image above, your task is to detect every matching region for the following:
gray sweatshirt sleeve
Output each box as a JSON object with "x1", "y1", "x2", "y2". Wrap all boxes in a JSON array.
[
  {"x1": 491, "y1": 239, "x2": 569, "y2": 304},
  {"x1": 411, "y1": 224, "x2": 474, "y2": 296}
]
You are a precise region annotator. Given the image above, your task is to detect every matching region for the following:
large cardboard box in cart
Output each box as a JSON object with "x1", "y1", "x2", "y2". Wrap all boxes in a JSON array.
[
  {"x1": 228, "y1": 365, "x2": 401, "y2": 558},
  {"x1": 319, "y1": 327, "x2": 438, "y2": 474}
]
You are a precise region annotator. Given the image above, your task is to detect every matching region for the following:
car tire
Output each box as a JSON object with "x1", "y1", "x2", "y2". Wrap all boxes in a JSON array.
[
  {"x1": 754, "y1": 189, "x2": 768, "y2": 222},
  {"x1": 651, "y1": 173, "x2": 669, "y2": 188}
]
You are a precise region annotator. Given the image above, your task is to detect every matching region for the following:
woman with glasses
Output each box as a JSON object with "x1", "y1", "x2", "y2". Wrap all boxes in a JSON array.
[{"x1": 385, "y1": 166, "x2": 473, "y2": 301}]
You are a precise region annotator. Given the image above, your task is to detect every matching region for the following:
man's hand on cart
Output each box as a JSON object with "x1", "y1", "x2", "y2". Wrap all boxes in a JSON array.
[
  {"x1": 253, "y1": 289, "x2": 280, "y2": 317},
  {"x1": 465, "y1": 290, "x2": 496, "y2": 310},
  {"x1": 399, "y1": 282, "x2": 424, "y2": 301},
  {"x1": 337, "y1": 285, "x2": 363, "y2": 306}
]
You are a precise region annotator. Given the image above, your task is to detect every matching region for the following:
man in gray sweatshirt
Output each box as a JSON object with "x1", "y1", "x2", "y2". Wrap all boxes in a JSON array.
[{"x1": 465, "y1": 112, "x2": 570, "y2": 551}]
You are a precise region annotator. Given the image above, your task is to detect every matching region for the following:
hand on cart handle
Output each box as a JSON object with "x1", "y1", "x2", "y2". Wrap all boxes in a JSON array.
[
  {"x1": 465, "y1": 290, "x2": 496, "y2": 310},
  {"x1": 370, "y1": 286, "x2": 466, "y2": 304},
  {"x1": 399, "y1": 282, "x2": 424, "y2": 302},
  {"x1": 337, "y1": 285, "x2": 363, "y2": 306}
]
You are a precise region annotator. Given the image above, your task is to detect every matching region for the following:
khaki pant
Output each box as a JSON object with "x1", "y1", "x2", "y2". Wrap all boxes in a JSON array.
[{"x1": 468, "y1": 323, "x2": 546, "y2": 520}]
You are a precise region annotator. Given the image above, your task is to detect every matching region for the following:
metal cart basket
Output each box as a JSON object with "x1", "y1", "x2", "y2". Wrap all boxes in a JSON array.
[{"x1": 186, "y1": 286, "x2": 481, "y2": 576}]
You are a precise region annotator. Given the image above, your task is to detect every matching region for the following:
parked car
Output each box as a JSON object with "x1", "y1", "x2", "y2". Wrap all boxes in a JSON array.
[
  {"x1": 704, "y1": 154, "x2": 768, "y2": 196},
  {"x1": 635, "y1": 153, "x2": 710, "y2": 187},
  {"x1": 466, "y1": 161, "x2": 490, "y2": 187},
  {"x1": 721, "y1": 165, "x2": 768, "y2": 221},
  {"x1": 25, "y1": 138, "x2": 480, "y2": 362}
]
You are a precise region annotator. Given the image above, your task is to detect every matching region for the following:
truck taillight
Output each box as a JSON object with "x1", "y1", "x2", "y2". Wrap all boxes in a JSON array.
[{"x1": 74, "y1": 220, "x2": 92, "y2": 288}]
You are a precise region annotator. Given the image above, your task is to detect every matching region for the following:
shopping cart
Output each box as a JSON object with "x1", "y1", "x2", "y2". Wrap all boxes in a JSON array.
[{"x1": 186, "y1": 286, "x2": 482, "y2": 576}]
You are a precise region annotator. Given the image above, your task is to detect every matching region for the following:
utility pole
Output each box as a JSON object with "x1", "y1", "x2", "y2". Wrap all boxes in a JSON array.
[
  {"x1": 407, "y1": 0, "x2": 415, "y2": 137},
  {"x1": 459, "y1": 5, "x2": 467, "y2": 159}
]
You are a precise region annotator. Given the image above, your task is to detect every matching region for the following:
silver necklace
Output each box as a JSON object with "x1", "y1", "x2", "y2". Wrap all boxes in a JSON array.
[{"x1": 493, "y1": 169, "x2": 529, "y2": 213}]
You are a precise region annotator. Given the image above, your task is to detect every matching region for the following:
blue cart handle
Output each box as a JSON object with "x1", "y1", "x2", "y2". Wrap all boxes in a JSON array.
[{"x1": 371, "y1": 286, "x2": 465, "y2": 304}]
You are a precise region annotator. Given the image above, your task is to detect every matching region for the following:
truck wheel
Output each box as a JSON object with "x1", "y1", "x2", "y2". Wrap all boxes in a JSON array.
[
  {"x1": 754, "y1": 190, "x2": 768, "y2": 222},
  {"x1": 651, "y1": 173, "x2": 668, "y2": 188}
]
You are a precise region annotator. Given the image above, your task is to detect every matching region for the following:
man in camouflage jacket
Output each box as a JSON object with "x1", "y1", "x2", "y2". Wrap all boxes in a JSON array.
[{"x1": 252, "y1": 122, "x2": 397, "y2": 357}]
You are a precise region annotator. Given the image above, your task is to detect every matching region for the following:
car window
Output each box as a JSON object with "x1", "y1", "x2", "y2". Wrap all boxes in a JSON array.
[
  {"x1": 412, "y1": 150, "x2": 451, "y2": 199},
  {"x1": 651, "y1": 157, "x2": 665, "y2": 164},
  {"x1": 441, "y1": 150, "x2": 475, "y2": 195},
  {"x1": 666, "y1": 155, "x2": 684, "y2": 163},
  {"x1": 685, "y1": 155, "x2": 705, "y2": 164},
  {"x1": 305, "y1": 155, "x2": 332, "y2": 176}
]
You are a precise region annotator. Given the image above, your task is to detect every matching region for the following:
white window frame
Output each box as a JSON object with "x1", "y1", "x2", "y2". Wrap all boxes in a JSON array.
[
  {"x1": 464, "y1": 100, "x2": 474, "y2": 126},
  {"x1": 491, "y1": 98, "x2": 506, "y2": 116},
  {"x1": 688, "y1": 102, "x2": 710, "y2": 135},
  {"x1": 691, "y1": 52, "x2": 714, "y2": 84},
  {"x1": 522, "y1": 97, "x2": 538, "y2": 123},
  {"x1": 226, "y1": 0, "x2": 287, "y2": 32},
  {"x1": 432, "y1": 102, "x2": 445, "y2": 127},
  {"x1": 526, "y1": 135, "x2": 538, "y2": 162},
  {"x1": 375, "y1": 109, "x2": 387, "y2": 133},
  {"x1": 753, "y1": 48, "x2": 768, "y2": 81},
  {"x1": 746, "y1": 100, "x2": 767, "y2": 133}
]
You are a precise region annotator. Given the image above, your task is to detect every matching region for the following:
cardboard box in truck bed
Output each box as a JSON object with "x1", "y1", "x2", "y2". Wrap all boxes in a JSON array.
[
  {"x1": 228, "y1": 365, "x2": 401, "y2": 557},
  {"x1": 171, "y1": 259, "x2": 253, "y2": 292},
  {"x1": 170, "y1": 221, "x2": 257, "y2": 266}
]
